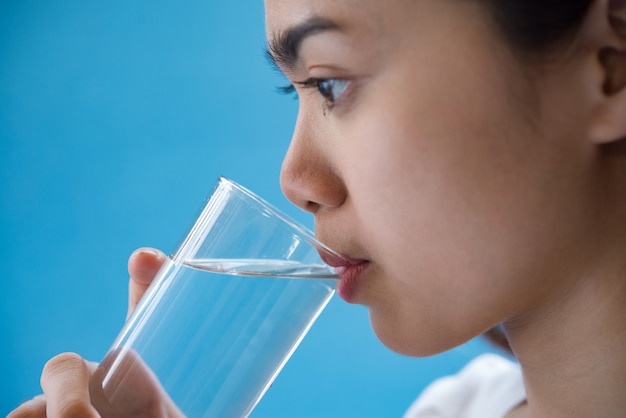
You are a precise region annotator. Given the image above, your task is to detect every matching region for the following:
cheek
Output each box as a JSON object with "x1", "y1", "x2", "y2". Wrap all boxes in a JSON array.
[{"x1": 344, "y1": 57, "x2": 540, "y2": 270}]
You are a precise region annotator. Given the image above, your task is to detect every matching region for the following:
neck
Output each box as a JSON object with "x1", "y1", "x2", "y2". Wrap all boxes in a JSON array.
[{"x1": 505, "y1": 260, "x2": 626, "y2": 417}]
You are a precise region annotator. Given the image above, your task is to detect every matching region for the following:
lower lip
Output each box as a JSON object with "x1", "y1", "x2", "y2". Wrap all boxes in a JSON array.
[{"x1": 336, "y1": 262, "x2": 370, "y2": 303}]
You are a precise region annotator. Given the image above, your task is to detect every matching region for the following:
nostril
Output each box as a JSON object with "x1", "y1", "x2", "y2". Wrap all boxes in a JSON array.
[{"x1": 304, "y1": 199, "x2": 321, "y2": 214}]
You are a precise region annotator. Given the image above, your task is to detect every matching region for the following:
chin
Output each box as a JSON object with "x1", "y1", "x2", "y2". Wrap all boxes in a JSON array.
[{"x1": 369, "y1": 310, "x2": 468, "y2": 358}]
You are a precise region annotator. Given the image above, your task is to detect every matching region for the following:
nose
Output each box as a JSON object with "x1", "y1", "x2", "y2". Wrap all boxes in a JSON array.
[{"x1": 280, "y1": 112, "x2": 347, "y2": 214}]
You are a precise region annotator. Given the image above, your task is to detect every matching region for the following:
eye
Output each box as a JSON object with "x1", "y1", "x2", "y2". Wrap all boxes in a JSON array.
[
  {"x1": 297, "y1": 78, "x2": 350, "y2": 105},
  {"x1": 313, "y1": 79, "x2": 350, "y2": 103},
  {"x1": 276, "y1": 78, "x2": 351, "y2": 111}
]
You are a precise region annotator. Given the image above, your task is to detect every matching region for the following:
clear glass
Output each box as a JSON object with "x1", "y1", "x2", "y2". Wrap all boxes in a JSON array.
[{"x1": 88, "y1": 177, "x2": 347, "y2": 418}]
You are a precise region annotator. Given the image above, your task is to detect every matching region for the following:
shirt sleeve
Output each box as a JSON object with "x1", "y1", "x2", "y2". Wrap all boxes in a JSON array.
[{"x1": 403, "y1": 353, "x2": 526, "y2": 418}]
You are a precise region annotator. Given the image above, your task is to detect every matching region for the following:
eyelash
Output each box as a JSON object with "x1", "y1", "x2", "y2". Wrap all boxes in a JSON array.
[{"x1": 279, "y1": 78, "x2": 350, "y2": 111}]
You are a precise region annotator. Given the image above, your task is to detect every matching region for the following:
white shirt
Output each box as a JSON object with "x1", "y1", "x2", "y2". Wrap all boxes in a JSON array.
[{"x1": 403, "y1": 354, "x2": 526, "y2": 418}]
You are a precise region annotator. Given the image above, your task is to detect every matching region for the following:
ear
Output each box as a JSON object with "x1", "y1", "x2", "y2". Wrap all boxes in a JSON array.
[{"x1": 588, "y1": 0, "x2": 626, "y2": 144}]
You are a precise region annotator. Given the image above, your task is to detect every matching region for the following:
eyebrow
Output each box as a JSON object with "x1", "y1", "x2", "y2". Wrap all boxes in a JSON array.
[{"x1": 265, "y1": 17, "x2": 340, "y2": 72}]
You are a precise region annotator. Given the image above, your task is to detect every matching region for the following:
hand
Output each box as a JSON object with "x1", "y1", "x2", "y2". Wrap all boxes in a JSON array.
[{"x1": 8, "y1": 248, "x2": 171, "y2": 418}]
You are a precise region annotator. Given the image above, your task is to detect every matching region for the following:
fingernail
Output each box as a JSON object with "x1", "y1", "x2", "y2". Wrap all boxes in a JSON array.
[{"x1": 136, "y1": 248, "x2": 162, "y2": 258}]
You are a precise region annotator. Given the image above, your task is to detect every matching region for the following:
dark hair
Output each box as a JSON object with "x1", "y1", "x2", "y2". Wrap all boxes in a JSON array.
[
  {"x1": 484, "y1": 0, "x2": 592, "y2": 53},
  {"x1": 480, "y1": 0, "x2": 592, "y2": 355}
]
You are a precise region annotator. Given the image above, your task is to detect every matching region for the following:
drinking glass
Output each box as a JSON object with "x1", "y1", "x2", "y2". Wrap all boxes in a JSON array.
[{"x1": 88, "y1": 177, "x2": 347, "y2": 417}]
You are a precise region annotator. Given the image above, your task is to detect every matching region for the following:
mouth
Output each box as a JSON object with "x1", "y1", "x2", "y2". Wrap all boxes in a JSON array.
[{"x1": 318, "y1": 250, "x2": 370, "y2": 303}]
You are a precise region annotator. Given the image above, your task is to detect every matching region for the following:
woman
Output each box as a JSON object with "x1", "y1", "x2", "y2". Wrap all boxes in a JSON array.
[{"x1": 10, "y1": 0, "x2": 626, "y2": 416}]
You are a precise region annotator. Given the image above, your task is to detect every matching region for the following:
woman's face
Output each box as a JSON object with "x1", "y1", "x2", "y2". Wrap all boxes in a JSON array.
[{"x1": 265, "y1": 0, "x2": 597, "y2": 355}]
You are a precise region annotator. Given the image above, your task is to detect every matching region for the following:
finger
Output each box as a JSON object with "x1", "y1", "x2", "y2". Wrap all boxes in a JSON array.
[
  {"x1": 40, "y1": 352, "x2": 99, "y2": 418},
  {"x1": 127, "y1": 248, "x2": 166, "y2": 317},
  {"x1": 7, "y1": 395, "x2": 46, "y2": 418},
  {"x1": 128, "y1": 248, "x2": 166, "y2": 285}
]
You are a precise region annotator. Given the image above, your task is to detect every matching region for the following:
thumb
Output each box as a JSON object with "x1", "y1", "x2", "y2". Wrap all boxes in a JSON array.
[{"x1": 40, "y1": 353, "x2": 100, "y2": 418}]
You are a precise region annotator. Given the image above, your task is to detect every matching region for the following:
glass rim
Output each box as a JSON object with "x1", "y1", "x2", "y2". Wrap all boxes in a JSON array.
[{"x1": 218, "y1": 176, "x2": 347, "y2": 262}]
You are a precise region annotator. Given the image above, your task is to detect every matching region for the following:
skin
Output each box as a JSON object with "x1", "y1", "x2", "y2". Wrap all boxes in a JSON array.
[{"x1": 9, "y1": 0, "x2": 626, "y2": 416}]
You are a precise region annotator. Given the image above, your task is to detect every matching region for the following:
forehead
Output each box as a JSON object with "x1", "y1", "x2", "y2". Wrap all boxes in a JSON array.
[
  {"x1": 263, "y1": 0, "x2": 494, "y2": 51},
  {"x1": 264, "y1": 0, "x2": 386, "y2": 40}
]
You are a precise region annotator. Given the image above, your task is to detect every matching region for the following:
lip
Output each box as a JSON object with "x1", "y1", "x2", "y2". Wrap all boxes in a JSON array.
[
  {"x1": 334, "y1": 261, "x2": 370, "y2": 303},
  {"x1": 318, "y1": 250, "x2": 370, "y2": 303}
]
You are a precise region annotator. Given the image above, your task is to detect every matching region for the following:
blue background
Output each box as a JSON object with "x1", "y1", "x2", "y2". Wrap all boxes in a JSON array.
[{"x1": 1, "y1": 1, "x2": 498, "y2": 416}]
